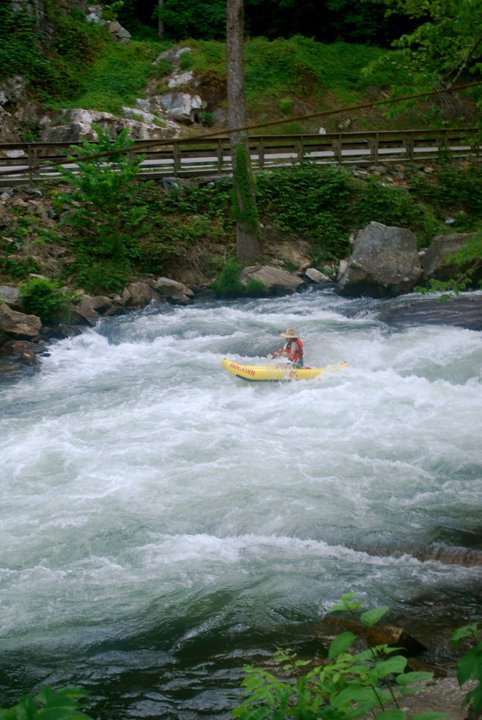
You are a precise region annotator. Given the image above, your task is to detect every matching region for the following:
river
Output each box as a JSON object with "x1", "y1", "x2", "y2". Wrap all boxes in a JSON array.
[{"x1": 1, "y1": 288, "x2": 481, "y2": 718}]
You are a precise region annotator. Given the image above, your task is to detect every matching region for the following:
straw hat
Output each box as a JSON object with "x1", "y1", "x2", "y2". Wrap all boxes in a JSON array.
[{"x1": 281, "y1": 327, "x2": 296, "y2": 338}]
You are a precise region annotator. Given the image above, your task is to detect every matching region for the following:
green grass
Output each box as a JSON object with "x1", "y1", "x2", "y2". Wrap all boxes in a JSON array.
[
  {"x1": 184, "y1": 36, "x2": 408, "y2": 131},
  {"x1": 51, "y1": 40, "x2": 168, "y2": 114}
]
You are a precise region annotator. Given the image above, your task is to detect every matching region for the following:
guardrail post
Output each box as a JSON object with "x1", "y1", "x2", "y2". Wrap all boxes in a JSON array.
[
  {"x1": 216, "y1": 139, "x2": 224, "y2": 172},
  {"x1": 405, "y1": 137, "x2": 414, "y2": 161},
  {"x1": 297, "y1": 137, "x2": 304, "y2": 164},
  {"x1": 257, "y1": 139, "x2": 265, "y2": 170},
  {"x1": 173, "y1": 144, "x2": 181, "y2": 175},
  {"x1": 27, "y1": 143, "x2": 35, "y2": 184},
  {"x1": 368, "y1": 138, "x2": 378, "y2": 163},
  {"x1": 332, "y1": 140, "x2": 342, "y2": 163}
]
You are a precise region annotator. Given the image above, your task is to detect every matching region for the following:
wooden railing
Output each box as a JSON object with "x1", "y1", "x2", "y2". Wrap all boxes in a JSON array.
[{"x1": 0, "y1": 128, "x2": 479, "y2": 185}]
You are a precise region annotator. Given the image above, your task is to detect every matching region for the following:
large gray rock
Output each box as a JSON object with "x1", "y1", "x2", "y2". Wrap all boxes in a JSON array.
[
  {"x1": 122, "y1": 281, "x2": 162, "y2": 309},
  {"x1": 158, "y1": 92, "x2": 205, "y2": 124},
  {"x1": 240, "y1": 265, "x2": 304, "y2": 293},
  {"x1": 0, "y1": 285, "x2": 21, "y2": 309},
  {"x1": 421, "y1": 232, "x2": 478, "y2": 281},
  {"x1": 336, "y1": 222, "x2": 423, "y2": 297},
  {"x1": 153, "y1": 277, "x2": 194, "y2": 304},
  {"x1": 0, "y1": 303, "x2": 41, "y2": 339}
]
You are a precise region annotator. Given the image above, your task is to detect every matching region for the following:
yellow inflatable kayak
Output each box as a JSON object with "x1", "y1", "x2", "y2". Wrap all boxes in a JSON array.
[{"x1": 221, "y1": 358, "x2": 348, "y2": 382}]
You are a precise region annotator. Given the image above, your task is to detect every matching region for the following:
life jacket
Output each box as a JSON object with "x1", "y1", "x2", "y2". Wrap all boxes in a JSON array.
[{"x1": 284, "y1": 337, "x2": 304, "y2": 365}]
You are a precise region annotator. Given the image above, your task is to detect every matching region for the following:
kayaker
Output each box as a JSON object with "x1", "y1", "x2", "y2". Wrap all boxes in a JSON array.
[{"x1": 272, "y1": 328, "x2": 304, "y2": 367}]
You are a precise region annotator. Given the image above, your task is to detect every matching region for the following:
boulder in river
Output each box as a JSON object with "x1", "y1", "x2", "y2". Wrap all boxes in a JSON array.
[
  {"x1": 336, "y1": 221, "x2": 423, "y2": 297},
  {"x1": 0, "y1": 303, "x2": 41, "y2": 340}
]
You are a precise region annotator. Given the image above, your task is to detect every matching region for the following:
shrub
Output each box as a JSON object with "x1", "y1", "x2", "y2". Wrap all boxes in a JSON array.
[
  {"x1": 233, "y1": 593, "x2": 445, "y2": 720},
  {"x1": 353, "y1": 176, "x2": 425, "y2": 231},
  {"x1": 212, "y1": 258, "x2": 245, "y2": 297},
  {"x1": 0, "y1": 684, "x2": 94, "y2": 720},
  {"x1": 452, "y1": 622, "x2": 482, "y2": 718},
  {"x1": 20, "y1": 278, "x2": 72, "y2": 322},
  {"x1": 55, "y1": 126, "x2": 147, "y2": 292}
]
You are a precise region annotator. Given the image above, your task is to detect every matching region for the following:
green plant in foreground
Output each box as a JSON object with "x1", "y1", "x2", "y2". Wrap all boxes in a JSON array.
[
  {"x1": 212, "y1": 258, "x2": 246, "y2": 297},
  {"x1": 0, "y1": 684, "x2": 94, "y2": 720},
  {"x1": 55, "y1": 126, "x2": 148, "y2": 293},
  {"x1": 211, "y1": 258, "x2": 267, "y2": 298},
  {"x1": 20, "y1": 278, "x2": 74, "y2": 322},
  {"x1": 232, "y1": 593, "x2": 446, "y2": 720},
  {"x1": 452, "y1": 622, "x2": 482, "y2": 718}
]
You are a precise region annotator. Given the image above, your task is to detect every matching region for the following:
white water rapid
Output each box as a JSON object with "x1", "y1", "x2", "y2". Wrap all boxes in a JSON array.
[{"x1": 1, "y1": 288, "x2": 481, "y2": 718}]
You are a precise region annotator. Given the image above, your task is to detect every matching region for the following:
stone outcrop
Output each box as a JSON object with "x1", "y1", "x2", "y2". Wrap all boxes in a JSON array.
[
  {"x1": 0, "y1": 303, "x2": 41, "y2": 340},
  {"x1": 421, "y1": 232, "x2": 480, "y2": 281},
  {"x1": 240, "y1": 265, "x2": 304, "y2": 293},
  {"x1": 153, "y1": 277, "x2": 194, "y2": 304},
  {"x1": 336, "y1": 221, "x2": 423, "y2": 297}
]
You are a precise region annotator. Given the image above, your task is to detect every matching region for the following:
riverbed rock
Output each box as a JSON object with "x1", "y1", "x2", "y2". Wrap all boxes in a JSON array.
[
  {"x1": 421, "y1": 232, "x2": 480, "y2": 281},
  {"x1": 304, "y1": 267, "x2": 331, "y2": 283},
  {"x1": 240, "y1": 265, "x2": 304, "y2": 293},
  {"x1": 0, "y1": 285, "x2": 21, "y2": 309},
  {"x1": 336, "y1": 221, "x2": 423, "y2": 297},
  {"x1": 0, "y1": 339, "x2": 40, "y2": 365},
  {"x1": 122, "y1": 281, "x2": 162, "y2": 309},
  {"x1": 153, "y1": 277, "x2": 194, "y2": 304},
  {"x1": 0, "y1": 303, "x2": 41, "y2": 340}
]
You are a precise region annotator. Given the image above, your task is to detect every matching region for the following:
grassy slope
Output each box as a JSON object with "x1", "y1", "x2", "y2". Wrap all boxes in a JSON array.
[{"x1": 51, "y1": 33, "x2": 469, "y2": 134}]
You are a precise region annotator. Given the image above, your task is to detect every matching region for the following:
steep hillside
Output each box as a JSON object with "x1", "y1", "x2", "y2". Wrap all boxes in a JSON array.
[{"x1": 1, "y1": 1, "x2": 479, "y2": 145}]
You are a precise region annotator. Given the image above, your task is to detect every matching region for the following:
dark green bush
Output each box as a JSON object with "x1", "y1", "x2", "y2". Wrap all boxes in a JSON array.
[
  {"x1": 212, "y1": 258, "x2": 245, "y2": 297},
  {"x1": 74, "y1": 259, "x2": 130, "y2": 294},
  {"x1": 410, "y1": 163, "x2": 482, "y2": 218},
  {"x1": 353, "y1": 175, "x2": 425, "y2": 230},
  {"x1": 20, "y1": 278, "x2": 72, "y2": 322}
]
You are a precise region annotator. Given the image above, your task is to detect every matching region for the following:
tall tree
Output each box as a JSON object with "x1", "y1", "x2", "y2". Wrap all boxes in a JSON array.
[
  {"x1": 377, "y1": 0, "x2": 482, "y2": 87},
  {"x1": 226, "y1": 0, "x2": 263, "y2": 265}
]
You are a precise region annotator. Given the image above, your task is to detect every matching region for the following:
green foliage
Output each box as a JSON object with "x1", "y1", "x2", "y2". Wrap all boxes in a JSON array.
[
  {"x1": 379, "y1": 0, "x2": 482, "y2": 85},
  {"x1": 353, "y1": 176, "x2": 425, "y2": 231},
  {"x1": 410, "y1": 164, "x2": 482, "y2": 219},
  {"x1": 233, "y1": 141, "x2": 261, "y2": 236},
  {"x1": 19, "y1": 278, "x2": 73, "y2": 322},
  {"x1": 211, "y1": 258, "x2": 266, "y2": 298},
  {"x1": 233, "y1": 594, "x2": 444, "y2": 720},
  {"x1": 0, "y1": 257, "x2": 39, "y2": 281},
  {"x1": 211, "y1": 258, "x2": 246, "y2": 298},
  {"x1": 159, "y1": 0, "x2": 227, "y2": 40},
  {"x1": 256, "y1": 165, "x2": 354, "y2": 260},
  {"x1": 0, "y1": 3, "x2": 108, "y2": 103},
  {"x1": 55, "y1": 40, "x2": 159, "y2": 113},
  {"x1": 0, "y1": 685, "x2": 93, "y2": 720},
  {"x1": 452, "y1": 622, "x2": 482, "y2": 717},
  {"x1": 55, "y1": 126, "x2": 146, "y2": 293},
  {"x1": 415, "y1": 229, "x2": 482, "y2": 295}
]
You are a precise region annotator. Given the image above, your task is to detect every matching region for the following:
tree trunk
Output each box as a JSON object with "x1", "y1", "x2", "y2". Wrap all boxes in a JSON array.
[{"x1": 226, "y1": 0, "x2": 262, "y2": 265}]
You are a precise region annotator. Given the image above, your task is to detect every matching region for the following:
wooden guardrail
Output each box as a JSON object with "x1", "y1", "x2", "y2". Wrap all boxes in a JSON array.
[{"x1": 0, "y1": 128, "x2": 479, "y2": 186}]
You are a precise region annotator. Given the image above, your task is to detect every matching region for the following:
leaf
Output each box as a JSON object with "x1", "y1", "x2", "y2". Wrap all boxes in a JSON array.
[
  {"x1": 360, "y1": 606, "x2": 390, "y2": 627},
  {"x1": 331, "y1": 684, "x2": 379, "y2": 709},
  {"x1": 452, "y1": 623, "x2": 479, "y2": 645},
  {"x1": 375, "y1": 710, "x2": 407, "y2": 720},
  {"x1": 328, "y1": 631, "x2": 357, "y2": 659},
  {"x1": 411, "y1": 713, "x2": 447, "y2": 720},
  {"x1": 373, "y1": 656, "x2": 407, "y2": 679},
  {"x1": 396, "y1": 671, "x2": 433, "y2": 686},
  {"x1": 327, "y1": 593, "x2": 365, "y2": 614},
  {"x1": 456, "y1": 644, "x2": 482, "y2": 685}
]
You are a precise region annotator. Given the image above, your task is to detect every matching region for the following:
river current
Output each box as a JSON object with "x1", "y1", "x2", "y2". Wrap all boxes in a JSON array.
[{"x1": 1, "y1": 288, "x2": 481, "y2": 718}]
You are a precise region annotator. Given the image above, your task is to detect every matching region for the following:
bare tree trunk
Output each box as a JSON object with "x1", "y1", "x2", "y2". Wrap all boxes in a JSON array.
[{"x1": 226, "y1": 0, "x2": 262, "y2": 265}]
